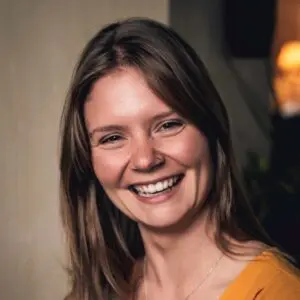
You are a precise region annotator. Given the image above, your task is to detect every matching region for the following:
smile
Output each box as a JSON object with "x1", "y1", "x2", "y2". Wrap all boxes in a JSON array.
[{"x1": 130, "y1": 174, "x2": 184, "y2": 197}]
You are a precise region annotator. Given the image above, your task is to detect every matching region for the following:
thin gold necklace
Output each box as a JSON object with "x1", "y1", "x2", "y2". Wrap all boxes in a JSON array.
[{"x1": 143, "y1": 254, "x2": 224, "y2": 300}]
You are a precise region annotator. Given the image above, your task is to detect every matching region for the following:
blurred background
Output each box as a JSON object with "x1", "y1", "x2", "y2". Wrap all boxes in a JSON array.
[{"x1": 0, "y1": 0, "x2": 299, "y2": 299}]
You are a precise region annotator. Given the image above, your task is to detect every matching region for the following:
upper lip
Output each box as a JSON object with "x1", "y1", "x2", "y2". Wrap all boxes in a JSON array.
[{"x1": 128, "y1": 173, "x2": 184, "y2": 188}]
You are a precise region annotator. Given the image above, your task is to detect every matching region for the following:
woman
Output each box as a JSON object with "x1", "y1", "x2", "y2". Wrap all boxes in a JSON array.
[{"x1": 59, "y1": 18, "x2": 300, "y2": 300}]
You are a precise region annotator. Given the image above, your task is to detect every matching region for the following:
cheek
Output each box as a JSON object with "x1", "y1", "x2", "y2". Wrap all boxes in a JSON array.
[
  {"x1": 91, "y1": 150, "x2": 128, "y2": 187},
  {"x1": 163, "y1": 129, "x2": 211, "y2": 167}
]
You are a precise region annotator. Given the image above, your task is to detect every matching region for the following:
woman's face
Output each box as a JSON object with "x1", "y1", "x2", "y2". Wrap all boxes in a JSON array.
[{"x1": 84, "y1": 68, "x2": 213, "y2": 229}]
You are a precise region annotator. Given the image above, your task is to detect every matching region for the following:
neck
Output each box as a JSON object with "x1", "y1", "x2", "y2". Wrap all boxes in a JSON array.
[{"x1": 138, "y1": 211, "x2": 223, "y2": 297}]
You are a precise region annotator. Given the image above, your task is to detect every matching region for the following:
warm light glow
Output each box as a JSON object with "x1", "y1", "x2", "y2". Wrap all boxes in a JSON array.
[
  {"x1": 277, "y1": 41, "x2": 300, "y2": 70},
  {"x1": 274, "y1": 41, "x2": 300, "y2": 116}
]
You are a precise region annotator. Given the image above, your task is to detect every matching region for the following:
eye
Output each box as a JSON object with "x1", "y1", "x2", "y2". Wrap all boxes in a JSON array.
[
  {"x1": 159, "y1": 119, "x2": 184, "y2": 131},
  {"x1": 99, "y1": 134, "x2": 124, "y2": 145}
]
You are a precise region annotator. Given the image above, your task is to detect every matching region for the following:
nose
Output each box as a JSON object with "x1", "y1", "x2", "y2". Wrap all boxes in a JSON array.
[{"x1": 130, "y1": 137, "x2": 164, "y2": 172}]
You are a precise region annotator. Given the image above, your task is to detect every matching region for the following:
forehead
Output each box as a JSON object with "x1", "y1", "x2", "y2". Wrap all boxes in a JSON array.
[{"x1": 84, "y1": 68, "x2": 172, "y2": 126}]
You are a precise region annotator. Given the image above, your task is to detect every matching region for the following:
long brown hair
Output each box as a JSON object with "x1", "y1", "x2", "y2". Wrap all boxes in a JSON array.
[{"x1": 59, "y1": 18, "x2": 272, "y2": 300}]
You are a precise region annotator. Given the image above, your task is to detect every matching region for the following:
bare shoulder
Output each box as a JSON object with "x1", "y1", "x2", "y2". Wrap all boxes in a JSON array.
[{"x1": 218, "y1": 241, "x2": 270, "y2": 281}]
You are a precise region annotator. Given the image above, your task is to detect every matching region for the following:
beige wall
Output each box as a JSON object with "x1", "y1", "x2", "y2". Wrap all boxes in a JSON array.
[{"x1": 0, "y1": 1, "x2": 168, "y2": 299}]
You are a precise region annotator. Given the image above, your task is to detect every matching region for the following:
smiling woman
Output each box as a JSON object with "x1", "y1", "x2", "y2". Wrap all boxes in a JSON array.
[
  {"x1": 85, "y1": 68, "x2": 213, "y2": 229},
  {"x1": 59, "y1": 18, "x2": 300, "y2": 300}
]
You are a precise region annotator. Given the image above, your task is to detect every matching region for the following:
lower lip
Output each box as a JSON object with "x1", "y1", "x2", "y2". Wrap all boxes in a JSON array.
[{"x1": 131, "y1": 176, "x2": 184, "y2": 204}]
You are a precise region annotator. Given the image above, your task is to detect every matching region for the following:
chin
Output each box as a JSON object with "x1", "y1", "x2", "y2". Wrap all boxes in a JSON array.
[{"x1": 137, "y1": 203, "x2": 199, "y2": 233}]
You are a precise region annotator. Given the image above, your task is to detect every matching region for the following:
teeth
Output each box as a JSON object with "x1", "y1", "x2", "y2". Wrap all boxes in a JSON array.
[
  {"x1": 163, "y1": 181, "x2": 168, "y2": 189},
  {"x1": 155, "y1": 182, "x2": 164, "y2": 192},
  {"x1": 133, "y1": 175, "x2": 181, "y2": 195},
  {"x1": 148, "y1": 184, "x2": 155, "y2": 193}
]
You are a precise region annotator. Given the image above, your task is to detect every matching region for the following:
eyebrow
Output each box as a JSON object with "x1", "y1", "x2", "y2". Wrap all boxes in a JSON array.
[{"x1": 88, "y1": 110, "x2": 176, "y2": 138}]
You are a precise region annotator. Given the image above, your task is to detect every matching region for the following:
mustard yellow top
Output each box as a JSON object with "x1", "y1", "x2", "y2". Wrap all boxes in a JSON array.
[{"x1": 221, "y1": 251, "x2": 300, "y2": 299}]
